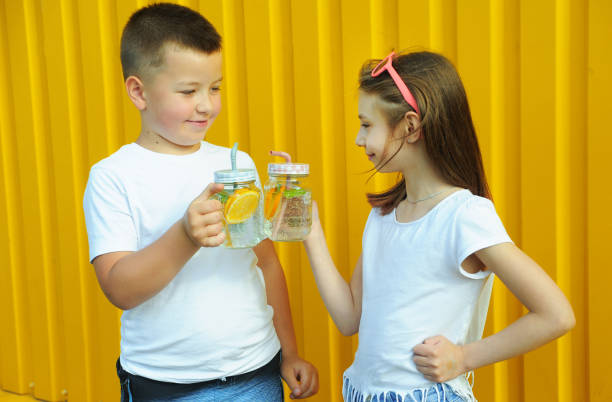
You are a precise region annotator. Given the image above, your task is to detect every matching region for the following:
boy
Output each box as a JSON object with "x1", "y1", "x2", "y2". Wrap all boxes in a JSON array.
[{"x1": 83, "y1": 3, "x2": 318, "y2": 401}]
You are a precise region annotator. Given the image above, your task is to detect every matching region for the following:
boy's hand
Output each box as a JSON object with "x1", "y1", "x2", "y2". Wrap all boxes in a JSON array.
[
  {"x1": 280, "y1": 353, "x2": 319, "y2": 399},
  {"x1": 412, "y1": 335, "x2": 467, "y2": 382},
  {"x1": 183, "y1": 183, "x2": 225, "y2": 247}
]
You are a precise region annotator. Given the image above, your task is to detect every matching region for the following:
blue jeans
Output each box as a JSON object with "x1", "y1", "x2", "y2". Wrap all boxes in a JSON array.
[
  {"x1": 117, "y1": 352, "x2": 283, "y2": 402},
  {"x1": 344, "y1": 380, "x2": 466, "y2": 402}
]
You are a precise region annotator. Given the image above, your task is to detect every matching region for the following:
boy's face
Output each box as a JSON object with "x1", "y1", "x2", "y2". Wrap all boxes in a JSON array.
[{"x1": 138, "y1": 46, "x2": 222, "y2": 153}]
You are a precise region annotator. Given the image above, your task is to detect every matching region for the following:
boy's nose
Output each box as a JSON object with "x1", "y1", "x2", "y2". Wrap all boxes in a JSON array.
[{"x1": 196, "y1": 95, "x2": 212, "y2": 114}]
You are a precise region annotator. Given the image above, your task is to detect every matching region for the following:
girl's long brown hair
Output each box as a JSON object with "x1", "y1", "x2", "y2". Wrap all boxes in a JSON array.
[{"x1": 359, "y1": 51, "x2": 490, "y2": 215}]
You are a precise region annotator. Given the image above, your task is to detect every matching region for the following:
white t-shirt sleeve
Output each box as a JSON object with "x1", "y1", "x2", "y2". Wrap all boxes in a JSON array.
[
  {"x1": 454, "y1": 196, "x2": 512, "y2": 274},
  {"x1": 83, "y1": 166, "x2": 138, "y2": 262}
]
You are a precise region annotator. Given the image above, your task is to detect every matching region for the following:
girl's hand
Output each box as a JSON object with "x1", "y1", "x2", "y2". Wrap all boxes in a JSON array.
[
  {"x1": 304, "y1": 201, "x2": 323, "y2": 243},
  {"x1": 182, "y1": 183, "x2": 225, "y2": 247},
  {"x1": 280, "y1": 353, "x2": 319, "y2": 399},
  {"x1": 412, "y1": 335, "x2": 468, "y2": 382}
]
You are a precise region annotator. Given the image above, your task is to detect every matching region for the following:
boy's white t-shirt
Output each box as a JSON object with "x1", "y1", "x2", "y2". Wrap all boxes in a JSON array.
[
  {"x1": 343, "y1": 189, "x2": 512, "y2": 400},
  {"x1": 83, "y1": 141, "x2": 280, "y2": 383}
]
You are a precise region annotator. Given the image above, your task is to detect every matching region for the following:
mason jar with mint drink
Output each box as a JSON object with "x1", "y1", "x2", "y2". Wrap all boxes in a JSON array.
[
  {"x1": 212, "y1": 168, "x2": 265, "y2": 248},
  {"x1": 263, "y1": 163, "x2": 311, "y2": 241}
]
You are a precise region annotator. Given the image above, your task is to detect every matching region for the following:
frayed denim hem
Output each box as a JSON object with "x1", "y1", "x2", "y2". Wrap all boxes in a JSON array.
[{"x1": 342, "y1": 376, "x2": 476, "y2": 402}]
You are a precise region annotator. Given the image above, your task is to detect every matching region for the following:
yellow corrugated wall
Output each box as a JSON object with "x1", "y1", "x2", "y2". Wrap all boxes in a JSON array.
[{"x1": 0, "y1": 0, "x2": 609, "y2": 401}]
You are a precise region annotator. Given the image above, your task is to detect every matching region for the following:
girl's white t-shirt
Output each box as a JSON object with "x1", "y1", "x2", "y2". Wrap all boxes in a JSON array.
[
  {"x1": 83, "y1": 141, "x2": 280, "y2": 383},
  {"x1": 344, "y1": 189, "x2": 512, "y2": 400}
]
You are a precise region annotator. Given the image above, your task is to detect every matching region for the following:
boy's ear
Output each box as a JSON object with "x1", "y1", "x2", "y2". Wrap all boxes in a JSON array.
[
  {"x1": 402, "y1": 111, "x2": 422, "y2": 143},
  {"x1": 125, "y1": 75, "x2": 147, "y2": 110}
]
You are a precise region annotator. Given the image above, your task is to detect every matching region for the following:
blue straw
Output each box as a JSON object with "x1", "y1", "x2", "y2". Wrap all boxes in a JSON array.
[{"x1": 231, "y1": 142, "x2": 238, "y2": 171}]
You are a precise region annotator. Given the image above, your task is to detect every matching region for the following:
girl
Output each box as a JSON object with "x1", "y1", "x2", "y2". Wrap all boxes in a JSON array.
[{"x1": 302, "y1": 51, "x2": 575, "y2": 402}]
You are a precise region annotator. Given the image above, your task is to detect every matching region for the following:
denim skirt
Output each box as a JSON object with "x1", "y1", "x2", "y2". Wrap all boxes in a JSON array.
[{"x1": 343, "y1": 379, "x2": 468, "y2": 402}]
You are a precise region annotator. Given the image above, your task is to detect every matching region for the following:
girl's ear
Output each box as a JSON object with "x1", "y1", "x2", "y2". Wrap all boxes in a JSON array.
[
  {"x1": 402, "y1": 111, "x2": 422, "y2": 143},
  {"x1": 125, "y1": 76, "x2": 147, "y2": 111}
]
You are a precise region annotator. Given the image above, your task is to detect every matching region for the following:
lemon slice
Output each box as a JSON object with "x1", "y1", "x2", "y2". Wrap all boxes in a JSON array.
[{"x1": 225, "y1": 188, "x2": 260, "y2": 224}]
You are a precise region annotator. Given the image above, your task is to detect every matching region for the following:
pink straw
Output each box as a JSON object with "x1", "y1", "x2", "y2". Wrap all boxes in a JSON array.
[{"x1": 269, "y1": 150, "x2": 292, "y2": 163}]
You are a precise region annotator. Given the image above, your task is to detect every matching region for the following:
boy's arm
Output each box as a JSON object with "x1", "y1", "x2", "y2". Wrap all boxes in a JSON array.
[
  {"x1": 253, "y1": 239, "x2": 319, "y2": 399},
  {"x1": 93, "y1": 183, "x2": 225, "y2": 310}
]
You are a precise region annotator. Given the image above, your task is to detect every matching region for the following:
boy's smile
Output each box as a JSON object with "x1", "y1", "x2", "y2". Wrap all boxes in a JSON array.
[{"x1": 135, "y1": 46, "x2": 223, "y2": 154}]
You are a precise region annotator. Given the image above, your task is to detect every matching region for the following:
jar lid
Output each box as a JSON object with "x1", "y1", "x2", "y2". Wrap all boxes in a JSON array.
[
  {"x1": 268, "y1": 163, "x2": 309, "y2": 176},
  {"x1": 214, "y1": 168, "x2": 257, "y2": 183}
]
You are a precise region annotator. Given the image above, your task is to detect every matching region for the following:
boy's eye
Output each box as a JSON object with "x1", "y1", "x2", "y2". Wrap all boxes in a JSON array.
[
  {"x1": 180, "y1": 90, "x2": 195, "y2": 95},
  {"x1": 211, "y1": 86, "x2": 221, "y2": 93},
  {"x1": 360, "y1": 122, "x2": 370, "y2": 128}
]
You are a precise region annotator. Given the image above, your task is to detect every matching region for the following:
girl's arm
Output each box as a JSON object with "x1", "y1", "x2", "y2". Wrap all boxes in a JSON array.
[
  {"x1": 303, "y1": 202, "x2": 363, "y2": 336},
  {"x1": 253, "y1": 239, "x2": 319, "y2": 399},
  {"x1": 92, "y1": 183, "x2": 225, "y2": 310},
  {"x1": 413, "y1": 242, "x2": 575, "y2": 382}
]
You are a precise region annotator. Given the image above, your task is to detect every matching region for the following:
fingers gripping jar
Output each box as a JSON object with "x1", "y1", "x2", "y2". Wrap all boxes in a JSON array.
[
  {"x1": 263, "y1": 161, "x2": 312, "y2": 241},
  {"x1": 213, "y1": 169, "x2": 265, "y2": 249}
]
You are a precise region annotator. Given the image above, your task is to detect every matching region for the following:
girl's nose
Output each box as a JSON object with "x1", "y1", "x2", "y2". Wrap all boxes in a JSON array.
[{"x1": 355, "y1": 131, "x2": 365, "y2": 147}]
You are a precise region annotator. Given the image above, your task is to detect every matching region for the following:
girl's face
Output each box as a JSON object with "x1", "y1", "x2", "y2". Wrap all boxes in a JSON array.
[
  {"x1": 355, "y1": 91, "x2": 404, "y2": 173},
  {"x1": 139, "y1": 47, "x2": 223, "y2": 153}
]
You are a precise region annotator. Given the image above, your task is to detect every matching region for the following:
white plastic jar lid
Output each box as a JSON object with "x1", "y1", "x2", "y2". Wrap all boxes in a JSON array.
[{"x1": 267, "y1": 163, "x2": 309, "y2": 176}]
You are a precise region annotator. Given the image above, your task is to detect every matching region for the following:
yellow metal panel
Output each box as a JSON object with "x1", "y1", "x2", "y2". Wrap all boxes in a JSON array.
[
  {"x1": 489, "y1": 10, "x2": 524, "y2": 388},
  {"x1": 521, "y1": 0, "x2": 560, "y2": 400},
  {"x1": 588, "y1": 2, "x2": 612, "y2": 402},
  {"x1": 45, "y1": 0, "x2": 97, "y2": 400},
  {"x1": 0, "y1": 1, "x2": 607, "y2": 401},
  {"x1": 429, "y1": 0, "x2": 457, "y2": 63},
  {"x1": 221, "y1": 0, "x2": 250, "y2": 148},
  {"x1": 13, "y1": 0, "x2": 65, "y2": 399},
  {"x1": 0, "y1": 1, "x2": 30, "y2": 395},
  {"x1": 290, "y1": 3, "x2": 334, "y2": 400},
  {"x1": 76, "y1": 0, "x2": 122, "y2": 400},
  {"x1": 316, "y1": 1, "x2": 352, "y2": 399}
]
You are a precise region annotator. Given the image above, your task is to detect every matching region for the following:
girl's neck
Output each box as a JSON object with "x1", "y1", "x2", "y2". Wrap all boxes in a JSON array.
[{"x1": 401, "y1": 161, "x2": 451, "y2": 204}]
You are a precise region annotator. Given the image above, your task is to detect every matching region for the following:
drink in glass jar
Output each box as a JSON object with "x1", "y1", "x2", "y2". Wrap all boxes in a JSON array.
[
  {"x1": 213, "y1": 169, "x2": 265, "y2": 248},
  {"x1": 264, "y1": 160, "x2": 311, "y2": 241}
]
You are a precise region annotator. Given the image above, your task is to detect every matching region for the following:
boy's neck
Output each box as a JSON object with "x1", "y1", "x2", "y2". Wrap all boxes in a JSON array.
[{"x1": 135, "y1": 130, "x2": 202, "y2": 155}]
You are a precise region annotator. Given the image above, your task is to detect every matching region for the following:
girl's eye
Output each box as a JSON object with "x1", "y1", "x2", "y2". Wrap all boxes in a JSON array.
[
  {"x1": 180, "y1": 90, "x2": 195, "y2": 95},
  {"x1": 211, "y1": 86, "x2": 221, "y2": 93},
  {"x1": 361, "y1": 123, "x2": 370, "y2": 128}
]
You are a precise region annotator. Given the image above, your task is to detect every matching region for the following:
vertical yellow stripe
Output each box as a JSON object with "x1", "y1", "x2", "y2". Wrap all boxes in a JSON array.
[
  {"x1": 98, "y1": 0, "x2": 120, "y2": 154},
  {"x1": 587, "y1": 1, "x2": 612, "y2": 401},
  {"x1": 489, "y1": 1, "x2": 510, "y2": 400},
  {"x1": 555, "y1": 0, "x2": 572, "y2": 401},
  {"x1": 0, "y1": 1, "x2": 29, "y2": 394},
  {"x1": 59, "y1": 0, "x2": 93, "y2": 400},
  {"x1": 317, "y1": 1, "x2": 345, "y2": 398},
  {"x1": 269, "y1": 0, "x2": 294, "y2": 154},
  {"x1": 23, "y1": 0, "x2": 62, "y2": 398},
  {"x1": 429, "y1": 0, "x2": 457, "y2": 62},
  {"x1": 222, "y1": 0, "x2": 249, "y2": 149},
  {"x1": 268, "y1": 1, "x2": 304, "y2": 365}
]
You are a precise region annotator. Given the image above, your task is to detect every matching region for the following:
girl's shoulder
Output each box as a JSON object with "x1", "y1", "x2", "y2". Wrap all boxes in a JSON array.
[
  {"x1": 449, "y1": 190, "x2": 509, "y2": 241},
  {"x1": 450, "y1": 190, "x2": 498, "y2": 217}
]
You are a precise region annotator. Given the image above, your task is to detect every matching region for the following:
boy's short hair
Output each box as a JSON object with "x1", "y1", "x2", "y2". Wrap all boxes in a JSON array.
[{"x1": 120, "y1": 2, "x2": 222, "y2": 80}]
